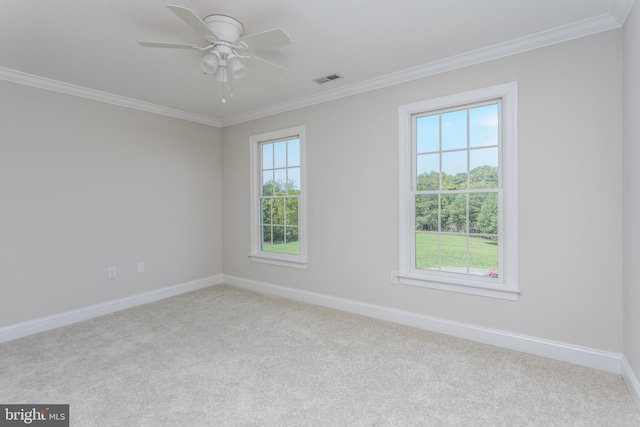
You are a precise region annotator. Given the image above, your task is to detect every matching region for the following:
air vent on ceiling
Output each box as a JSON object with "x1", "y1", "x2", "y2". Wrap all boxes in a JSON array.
[{"x1": 313, "y1": 73, "x2": 343, "y2": 84}]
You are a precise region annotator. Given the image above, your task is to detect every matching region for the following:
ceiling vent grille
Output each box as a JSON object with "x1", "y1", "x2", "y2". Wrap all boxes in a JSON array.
[{"x1": 313, "y1": 73, "x2": 343, "y2": 84}]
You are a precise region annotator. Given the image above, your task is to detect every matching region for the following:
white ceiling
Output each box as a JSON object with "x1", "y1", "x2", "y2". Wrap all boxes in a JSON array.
[{"x1": 0, "y1": 0, "x2": 634, "y2": 127}]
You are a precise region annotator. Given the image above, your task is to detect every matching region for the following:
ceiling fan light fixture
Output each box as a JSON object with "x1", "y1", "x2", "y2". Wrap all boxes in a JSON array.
[
  {"x1": 139, "y1": 6, "x2": 292, "y2": 104},
  {"x1": 232, "y1": 66, "x2": 246, "y2": 79},
  {"x1": 227, "y1": 54, "x2": 247, "y2": 78},
  {"x1": 214, "y1": 65, "x2": 228, "y2": 82},
  {"x1": 200, "y1": 51, "x2": 221, "y2": 75}
]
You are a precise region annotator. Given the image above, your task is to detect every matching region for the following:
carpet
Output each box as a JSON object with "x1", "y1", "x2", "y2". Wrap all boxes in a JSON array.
[{"x1": 1, "y1": 284, "x2": 638, "y2": 426}]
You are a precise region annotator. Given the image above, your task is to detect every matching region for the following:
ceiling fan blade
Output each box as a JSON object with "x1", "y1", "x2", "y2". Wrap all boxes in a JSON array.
[
  {"x1": 138, "y1": 41, "x2": 199, "y2": 49},
  {"x1": 245, "y1": 54, "x2": 287, "y2": 77},
  {"x1": 238, "y1": 29, "x2": 291, "y2": 50},
  {"x1": 166, "y1": 5, "x2": 217, "y2": 40}
]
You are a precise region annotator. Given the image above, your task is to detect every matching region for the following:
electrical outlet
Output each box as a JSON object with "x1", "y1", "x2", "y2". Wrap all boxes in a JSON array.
[
  {"x1": 137, "y1": 261, "x2": 144, "y2": 273},
  {"x1": 108, "y1": 267, "x2": 117, "y2": 279}
]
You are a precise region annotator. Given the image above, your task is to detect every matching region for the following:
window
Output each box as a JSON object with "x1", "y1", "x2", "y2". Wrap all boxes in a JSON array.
[
  {"x1": 398, "y1": 83, "x2": 518, "y2": 300},
  {"x1": 250, "y1": 126, "x2": 307, "y2": 268}
]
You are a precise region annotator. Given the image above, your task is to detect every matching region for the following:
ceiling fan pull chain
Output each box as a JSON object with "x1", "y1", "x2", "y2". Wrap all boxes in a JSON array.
[
  {"x1": 222, "y1": 66, "x2": 229, "y2": 104},
  {"x1": 221, "y1": 69, "x2": 226, "y2": 103}
]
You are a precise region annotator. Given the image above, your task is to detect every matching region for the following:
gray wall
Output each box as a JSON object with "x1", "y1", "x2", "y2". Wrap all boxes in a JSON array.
[
  {"x1": 0, "y1": 19, "x2": 630, "y2": 366},
  {"x1": 624, "y1": 1, "x2": 640, "y2": 385},
  {"x1": 222, "y1": 29, "x2": 624, "y2": 352},
  {"x1": 0, "y1": 82, "x2": 223, "y2": 327}
]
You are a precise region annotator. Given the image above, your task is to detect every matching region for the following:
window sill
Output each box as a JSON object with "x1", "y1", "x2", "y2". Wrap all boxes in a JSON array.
[
  {"x1": 249, "y1": 254, "x2": 308, "y2": 269},
  {"x1": 394, "y1": 271, "x2": 520, "y2": 301}
]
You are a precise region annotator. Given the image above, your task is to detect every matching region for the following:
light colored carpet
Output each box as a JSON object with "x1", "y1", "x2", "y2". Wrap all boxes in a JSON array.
[{"x1": 0, "y1": 284, "x2": 638, "y2": 426}]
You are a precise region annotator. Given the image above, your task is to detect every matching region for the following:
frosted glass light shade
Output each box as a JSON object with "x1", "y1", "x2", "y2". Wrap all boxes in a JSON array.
[
  {"x1": 228, "y1": 54, "x2": 247, "y2": 78},
  {"x1": 200, "y1": 52, "x2": 220, "y2": 75}
]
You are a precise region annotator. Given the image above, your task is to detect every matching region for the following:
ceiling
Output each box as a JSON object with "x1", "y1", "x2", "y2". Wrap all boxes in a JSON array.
[{"x1": 0, "y1": 0, "x2": 634, "y2": 127}]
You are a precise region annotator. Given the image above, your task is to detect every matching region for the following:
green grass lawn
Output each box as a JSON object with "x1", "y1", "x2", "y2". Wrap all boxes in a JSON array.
[
  {"x1": 416, "y1": 233, "x2": 498, "y2": 273},
  {"x1": 263, "y1": 234, "x2": 497, "y2": 275},
  {"x1": 262, "y1": 240, "x2": 299, "y2": 255}
]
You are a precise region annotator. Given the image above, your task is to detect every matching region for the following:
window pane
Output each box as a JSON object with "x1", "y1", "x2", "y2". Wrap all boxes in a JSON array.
[
  {"x1": 416, "y1": 154, "x2": 439, "y2": 191},
  {"x1": 441, "y1": 110, "x2": 467, "y2": 151},
  {"x1": 469, "y1": 192, "x2": 498, "y2": 235},
  {"x1": 262, "y1": 143, "x2": 273, "y2": 169},
  {"x1": 288, "y1": 139, "x2": 300, "y2": 167},
  {"x1": 441, "y1": 194, "x2": 467, "y2": 233},
  {"x1": 261, "y1": 199, "x2": 272, "y2": 225},
  {"x1": 440, "y1": 234, "x2": 468, "y2": 274},
  {"x1": 272, "y1": 225, "x2": 284, "y2": 245},
  {"x1": 285, "y1": 227, "x2": 299, "y2": 255},
  {"x1": 470, "y1": 148, "x2": 498, "y2": 189},
  {"x1": 274, "y1": 169, "x2": 287, "y2": 194},
  {"x1": 286, "y1": 198, "x2": 298, "y2": 225},
  {"x1": 262, "y1": 171, "x2": 274, "y2": 196},
  {"x1": 261, "y1": 225, "x2": 273, "y2": 249},
  {"x1": 274, "y1": 141, "x2": 287, "y2": 168},
  {"x1": 468, "y1": 236, "x2": 499, "y2": 278},
  {"x1": 416, "y1": 232, "x2": 439, "y2": 270},
  {"x1": 288, "y1": 167, "x2": 301, "y2": 192},
  {"x1": 272, "y1": 198, "x2": 284, "y2": 225},
  {"x1": 441, "y1": 151, "x2": 467, "y2": 190},
  {"x1": 416, "y1": 115, "x2": 439, "y2": 153},
  {"x1": 470, "y1": 104, "x2": 499, "y2": 148},
  {"x1": 415, "y1": 194, "x2": 438, "y2": 231}
]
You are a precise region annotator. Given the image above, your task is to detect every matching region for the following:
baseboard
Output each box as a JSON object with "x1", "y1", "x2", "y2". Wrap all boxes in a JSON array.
[
  {"x1": 622, "y1": 356, "x2": 640, "y2": 411},
  {"x1": 0, "y1": 274, "x2": 223, "y2": 343},
  {"x1": 223, "y1": 274, "x2": 622, "y2": 374},
  {"x1": 2, "y1": 273, "x2": 626, "y2": 379}
]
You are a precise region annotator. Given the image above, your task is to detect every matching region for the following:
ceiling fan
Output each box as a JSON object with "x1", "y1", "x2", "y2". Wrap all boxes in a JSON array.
[{"x1": 138, "y1": 5, "x2": 292, "y2": 103}]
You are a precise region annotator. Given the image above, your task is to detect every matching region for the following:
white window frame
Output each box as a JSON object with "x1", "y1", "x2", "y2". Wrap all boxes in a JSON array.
[
  {"x1": 397, "y1": 82, "x2": 519, "y2": 300},
  {"x1": 249, "y1": 126, "x2": 307, "y2": 269}
]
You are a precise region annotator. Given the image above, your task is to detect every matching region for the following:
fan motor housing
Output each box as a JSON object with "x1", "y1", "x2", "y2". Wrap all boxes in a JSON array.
[{"x1": 203, "y1": 14, "x2": 244, "y2": 42}]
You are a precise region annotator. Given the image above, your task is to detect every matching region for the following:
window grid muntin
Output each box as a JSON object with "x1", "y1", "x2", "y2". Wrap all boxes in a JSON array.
[{"x1": 412, "y1": 99, "x2": 502, "y2": 280}]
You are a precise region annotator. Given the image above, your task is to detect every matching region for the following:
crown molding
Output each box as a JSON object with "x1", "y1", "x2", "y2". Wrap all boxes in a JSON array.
[
  {"x1": 611, "y1": 0, "x2": 637, "y2": 24},
  {"x1": 1, "y1": 5, "x2": 629, "y2": 129},
  {"x1": 221, "y1": 11, "x2": 623, "y2": 127},
  {"x1": 0, "y1": 67, "x2": 222, "y2": 128}
]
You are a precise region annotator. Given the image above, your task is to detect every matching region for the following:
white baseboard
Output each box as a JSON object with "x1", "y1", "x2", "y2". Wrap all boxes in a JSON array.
[
  {"x1": 622, "y1": 356, "x2": 640, "y2": 411},
  {"x1": 223, "y1": 274, "x2": 623, "y2": 374},
  {"x1": 3, "y1": 272, "x2": 635, "y2": 410},
  {"x1": 0, "y1": 274, "x2": 223, "y2": 343}
]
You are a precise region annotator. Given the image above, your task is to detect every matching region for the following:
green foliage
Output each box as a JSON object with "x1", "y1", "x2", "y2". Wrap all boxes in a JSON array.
[
  {"x1": 441, "y1": 193, "x2": 466, "y2": 232},
  {"x1": 417, "y1": 171, "x2": 439, "y2": 191},
  {"x1": 416, "y1": 166, "x2": 498, "y2": 236},
  {"x1": 414, "y1": 165, "x2": 499, "y2": 275},
  {"x1": 261, "y1": 179, "x2": 300, "y2": 254},
  {"x1": 470, "y1": 165, "x2": 499, "y2": 189},
  {"x1": 477, "y1": 194, "x2": 498, "y2": 235},
  {"x1": 415, "y1": 194, "x2": 438, "y2": 231},
  {"x1": 262, "y1": 179, "x2": 300, "y2": 197},
  {"x1": 443, "y1": 172, "x2": 467, "y2": 190}
]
